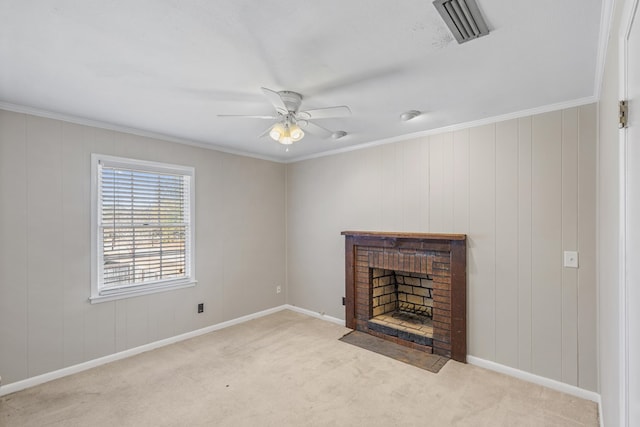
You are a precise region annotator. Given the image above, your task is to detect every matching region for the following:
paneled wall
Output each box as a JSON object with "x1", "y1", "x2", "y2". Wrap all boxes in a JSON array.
[
  {"x1": 0, "y1": 110, "x2": 286, "y2": 385},
  {"x1": 287, "y1": 105, "x2": 597, "y2": 390},
  {"x1": 0, "y1": 105, "x2": 598, "y2": 393}
]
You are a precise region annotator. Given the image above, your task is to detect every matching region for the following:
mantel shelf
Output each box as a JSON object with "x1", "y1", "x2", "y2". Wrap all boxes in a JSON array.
[{"x1": 341, "y1": 231, "x2": 467, "y2": 241}]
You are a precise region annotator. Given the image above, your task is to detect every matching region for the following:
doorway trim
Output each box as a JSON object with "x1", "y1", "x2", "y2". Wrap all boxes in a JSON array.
[{"x1": 618, "y1": 1, "x2": 639, "y2": 425}]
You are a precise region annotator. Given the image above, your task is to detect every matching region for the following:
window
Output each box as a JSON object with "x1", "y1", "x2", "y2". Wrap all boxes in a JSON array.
[{"x1": 91, "y1": 154, "x2": 195, "y2": 303}]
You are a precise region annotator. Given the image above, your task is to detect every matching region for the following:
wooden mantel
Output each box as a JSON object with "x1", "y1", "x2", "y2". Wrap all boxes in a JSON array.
[
  {"x1": 342, "y1": 231, "x2": 467, "y2": 362},
  {"x1": 341, "y1": 231, "x2": 466, "y2": 240}
]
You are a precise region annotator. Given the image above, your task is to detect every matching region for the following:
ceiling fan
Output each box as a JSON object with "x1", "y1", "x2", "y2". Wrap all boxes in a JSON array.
[{"x1": 218, "y1": 87, "x2": 351, "y2": 145}]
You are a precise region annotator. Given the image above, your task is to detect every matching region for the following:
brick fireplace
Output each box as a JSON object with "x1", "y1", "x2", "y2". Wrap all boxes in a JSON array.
[{"x1": 342, "y1": 231, "x2": 467, "y2": 362}]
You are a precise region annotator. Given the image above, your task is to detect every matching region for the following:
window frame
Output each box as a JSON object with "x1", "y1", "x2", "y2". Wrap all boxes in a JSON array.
[{"x1": 90, "y1": 153, "x2": 196, "y2": 303}]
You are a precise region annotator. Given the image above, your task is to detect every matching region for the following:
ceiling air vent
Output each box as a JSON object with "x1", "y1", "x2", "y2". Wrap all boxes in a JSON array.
[{"x1": 433, "y1": 0, "x2": 489, "y2": 44}]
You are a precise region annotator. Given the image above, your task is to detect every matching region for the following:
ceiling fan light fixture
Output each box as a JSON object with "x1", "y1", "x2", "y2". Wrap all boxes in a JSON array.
[
  {"x1": 221, "y1": 87, "x2": 351, "y2": 145},
  {"x1": 270, "y1": 122, "x2": 304, "y2": 145},
  {"x1": 269, "y1": 123, "x2": 285, "y2": 141},
  {"x1": 289, "y1": 123, "x2": 304, "y2": 141},
  {"x1": 280, "y1": 135, "x2": 293, "y2": 145}
]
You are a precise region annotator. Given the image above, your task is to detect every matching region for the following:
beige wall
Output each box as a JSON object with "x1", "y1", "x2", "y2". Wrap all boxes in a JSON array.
[
  {"x1": 287, "y1": 106, "x2": 598, "y2": 391},
  {"x1": 0, "y1": 110, "x2": 286, "y2": 385},
  {"x1": 0, "y1": 101, "x2": 602, "y2": 394}
]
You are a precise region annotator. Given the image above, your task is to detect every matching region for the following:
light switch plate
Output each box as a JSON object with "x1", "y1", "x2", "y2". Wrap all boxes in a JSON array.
[{"x1": 564, "y1": 251, "x2": 579, "y2": 268}]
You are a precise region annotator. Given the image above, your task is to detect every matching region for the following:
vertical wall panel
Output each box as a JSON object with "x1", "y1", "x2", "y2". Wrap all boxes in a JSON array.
[
  {"x1": 0, "y1": 111, "x2": 28, "y2": 384},
  {"x1": 112, "y1": 132, "x2": 154, "y2": 160},
  {"x1": 495, "y1": 120, "x2": 519, "y2": 367},
  {"x1": 517, "y1": 117, "x2": 533, "y2": 371},
  {"x1": 561, "y1": 108, "x2": 579, "y2": 385},
  {"x1": 429, "y1": 134, "x2": 444, "y2": 231},
  {"x1": 26, "y1": 116, "x2": 65, "y2": 376},
  {"x1": 380, "y1": 144, "x2": 401, "y2": 231},
  {"x1": 531, "y1": 111, "x2": 563, "y2": 381},
  {"x1": 420, "y1": 139, "x2": 430, "y2": 231},
  {"x1": 452, "y1": 130, "x2": 469, "y2": 235},
  {"x1": 85, "y1": 129, "x2": 117, "y2": 360},
  {"x1": 61, "y1": 123, "x2": 91, "y2": 367},
  {"x1": 468, "y1": 124, "x2": 496, "y2": 360},
  {"x1": 189, "y1": 150, "x2": 224, "y2": 329},
  {"x1": 114, "y1": 300, "x2": 127, "y2": 352},
  {"x1": 84, "y1": 302, "x2": 116, "y2": 361},
  {"x1": 402, "y1": 139, "x2": 426, "y2": 231},
  {"x1": 286, "y1": 159, "x2": 321, "y2": 310},
  {"x1": 147, "y1": 291, "x2": 177, "y2": 343},
  {"x1": 124, "y1": 298, "x2": 150, "y2": 349},
  {"x1": 442, "y1": 133, "x2": 455, "y2": 232},
  {"x1": 340, "y1": 148, "x2": 381, "y2": 232},
  {"x1": 577, "y1": 103, "x2": 597, "y2": 391},
  {"x1": 220, "y1": 155, "x2": 287, "y2": 320}
]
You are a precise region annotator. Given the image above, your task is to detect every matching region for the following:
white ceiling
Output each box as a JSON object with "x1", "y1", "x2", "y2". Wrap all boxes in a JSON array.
[{"x1": 0, "y1": 0, "x2": 604, "y2": 162}]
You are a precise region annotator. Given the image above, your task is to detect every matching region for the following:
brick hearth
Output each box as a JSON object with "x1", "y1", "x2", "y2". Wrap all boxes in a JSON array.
[{"x1": 342, "y1": 231, "x2": 467, "y2": 363}]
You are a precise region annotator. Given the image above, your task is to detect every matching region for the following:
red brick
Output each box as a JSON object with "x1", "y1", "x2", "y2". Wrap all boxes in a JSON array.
[
  {"x1": 433, "y1": 315, "x2": 451, "y2": 325},
  {"x1": 433, "y1": 262, "x2": 450, "y2": 271},
  {"x1": 431, "y1": 282, "x2": 450, "y2": 291},
  {"x1": 432, "y1": 320, "x2": 450, "y2": 331},
  {"x1": 433, "y1": 301, "x2": 451, "y2": 311}
]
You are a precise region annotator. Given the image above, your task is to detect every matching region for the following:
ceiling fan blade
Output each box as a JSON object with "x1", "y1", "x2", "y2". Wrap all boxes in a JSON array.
[
  {"x1": 261, "y1": 87, "x2": 288, "y2": 115},
  {"x1": 258, "y1": 124, "x2": 274, "y2": 138},
  {"x1": 217, "y1": 114, "x2": 278, "y2": 119},
  {"x1": 297, "y1": 106, "x2": 351, "y2": 120},
  {"x1": 300, "y1": 120, "x2": 333, "y2": 138},
  {"x1": 304, "y1": 64, "x2": 407, "y2": 96}
]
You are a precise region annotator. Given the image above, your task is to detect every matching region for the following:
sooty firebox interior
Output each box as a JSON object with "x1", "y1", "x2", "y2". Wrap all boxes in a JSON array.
[{"x1": 368, "y1": 268, "x2": 434, "y2": 345}]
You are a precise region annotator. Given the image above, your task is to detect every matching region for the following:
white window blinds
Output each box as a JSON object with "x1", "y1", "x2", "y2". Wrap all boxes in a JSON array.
[{"x1": 92, "y1": 155, "x2": 195, "y2": 301}]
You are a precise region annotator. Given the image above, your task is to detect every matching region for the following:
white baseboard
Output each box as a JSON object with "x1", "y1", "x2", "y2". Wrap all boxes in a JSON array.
[
  {"x1": 0, "y1": 305, "x2": 289, "y2": 397},
  {"x1": 467, "y1": 355, "x2": 601, "y2": 404},
  {"x1": 283, "y1": 304, "x2": 346, "y2": 326}
]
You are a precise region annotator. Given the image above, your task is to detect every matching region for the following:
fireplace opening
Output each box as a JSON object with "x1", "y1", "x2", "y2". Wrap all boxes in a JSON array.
[{"x1": 368, "y1": 268, "x2": 435, "y2": 346}]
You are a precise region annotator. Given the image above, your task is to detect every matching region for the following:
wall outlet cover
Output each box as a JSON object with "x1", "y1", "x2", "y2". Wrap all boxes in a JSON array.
[{"x1": 563, "y1": 251, "x2": 579, "y2": 268}]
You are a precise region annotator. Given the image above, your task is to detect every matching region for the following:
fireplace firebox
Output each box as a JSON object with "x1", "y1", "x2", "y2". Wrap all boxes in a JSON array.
[{"x1": 342, "y1": 231, "x2": 467, "y2": 362}]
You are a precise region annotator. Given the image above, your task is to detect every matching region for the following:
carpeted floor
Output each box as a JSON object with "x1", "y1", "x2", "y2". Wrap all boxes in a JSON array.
[{"x1": 0, "y1": 310, "x2": 598, "y2": 426}]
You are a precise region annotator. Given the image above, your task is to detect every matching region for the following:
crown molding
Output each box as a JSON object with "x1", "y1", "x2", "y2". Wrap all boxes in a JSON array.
[
  {"x1": 1, "y1": 95, "x2": 598, "y2": 166},
  {"x1": 0, "y1": 101, "x2": 284, "y2": 163},
  {"x1": 287, "y1": 96, "x2": 598, "y2": 163}
]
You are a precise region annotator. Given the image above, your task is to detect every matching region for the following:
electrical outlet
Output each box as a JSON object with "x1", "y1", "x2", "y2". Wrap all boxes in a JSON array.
[
  {"x1": 342, "y1": 297, "x2": 346, "y2": 306},
  {"x1": 276, "y1": 285, "x2": 282, "y2": 294},
  {"x1": 197, "y1": 303, "x2": 204, "y2": 313}
]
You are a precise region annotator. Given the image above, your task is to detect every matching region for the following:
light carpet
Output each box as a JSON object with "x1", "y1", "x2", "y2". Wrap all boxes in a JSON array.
[{"x1": 0, "y1": 310, "x2": 598, "y2": 426}]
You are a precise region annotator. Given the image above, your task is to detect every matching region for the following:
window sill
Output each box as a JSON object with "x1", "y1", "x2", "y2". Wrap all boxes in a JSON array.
[{"x1": 89, "y1": 280, "x2": 197, "y2": 304}]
